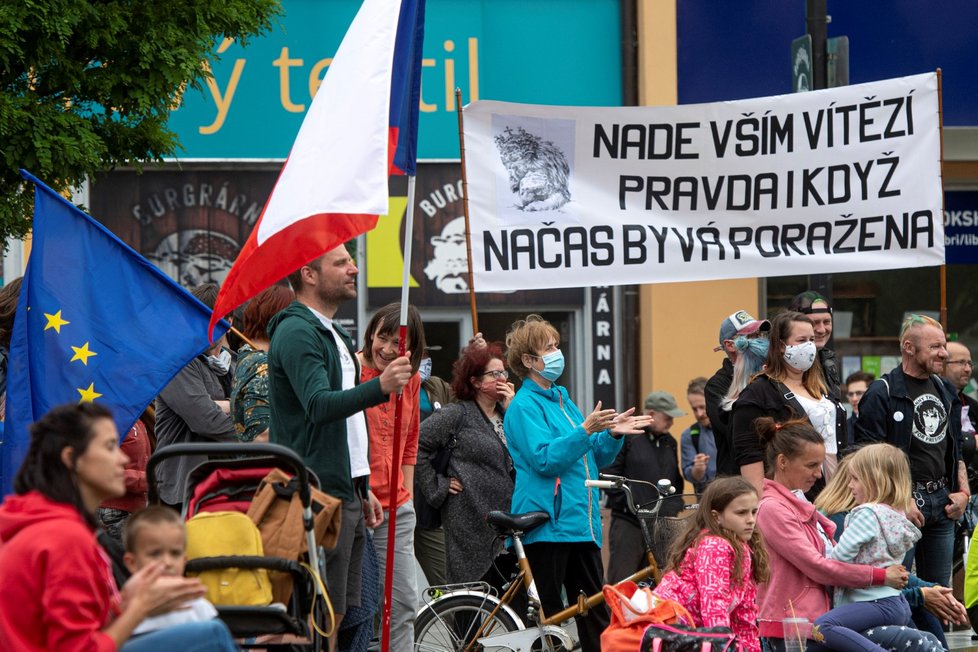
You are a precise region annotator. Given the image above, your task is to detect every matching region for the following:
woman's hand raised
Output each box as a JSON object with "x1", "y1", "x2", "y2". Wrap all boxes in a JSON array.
[
  {"x1": 583, "y1": 401, "x2": 618, "y2": 435},
  {"x1": 610, "y1": 407, "x2": 652, "y2": 437},
  {"x1": 497, "y1": 380, "x2": 516, "y2": 410}
]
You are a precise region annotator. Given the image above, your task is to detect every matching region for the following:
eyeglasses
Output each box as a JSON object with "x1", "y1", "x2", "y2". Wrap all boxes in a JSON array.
[
  {"x1": 482, "y1": 370, "x2": 509, "y2": 380},
  {"x1": 947, "y1": 360, "x2": 975, "y2": 368}
]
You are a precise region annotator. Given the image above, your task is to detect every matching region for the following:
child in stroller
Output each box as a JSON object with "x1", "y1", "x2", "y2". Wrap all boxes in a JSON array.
[{"x1": 148, "y1": 442, "x2": 336, "y2": 651}]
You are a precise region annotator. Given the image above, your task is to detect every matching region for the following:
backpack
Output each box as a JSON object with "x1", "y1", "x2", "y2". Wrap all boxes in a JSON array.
[
  {"x1": 689, "y1": 424, "x2": 701, "y2": 453},
  {"x1": 247, "y1": 468, "x2": 343, "y2": 604},
  {"x1": 185, "y1": 510, "x2": 273, "y2": 606}
]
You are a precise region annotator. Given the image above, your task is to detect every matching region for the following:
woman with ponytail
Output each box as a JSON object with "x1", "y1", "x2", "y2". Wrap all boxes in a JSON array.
[
  {"x1": 720, "y1": 333, "x2": 770, "y2": 412},
  {"x1": 754, "y1": 416, "x2": 943, "y2": 652}
]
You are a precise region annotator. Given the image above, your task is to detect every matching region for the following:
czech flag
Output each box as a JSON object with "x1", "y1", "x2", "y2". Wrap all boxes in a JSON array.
[{"x1": 209, "y1": 0, "x2": 425, "y2": 335}]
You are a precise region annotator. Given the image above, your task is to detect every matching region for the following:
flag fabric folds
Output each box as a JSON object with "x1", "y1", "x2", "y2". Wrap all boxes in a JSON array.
[
  {"x1": 209, "y1": 0, "x2": 426, "y2": 336},
  {"x1": 1, "y1": 171, "x2": 224, "y2": 496}
]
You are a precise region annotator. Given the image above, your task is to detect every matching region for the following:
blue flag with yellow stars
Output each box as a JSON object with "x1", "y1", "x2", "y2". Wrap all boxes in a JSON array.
[{"x1": 2, "y1": 171, "x2": 229, "y2": 495}]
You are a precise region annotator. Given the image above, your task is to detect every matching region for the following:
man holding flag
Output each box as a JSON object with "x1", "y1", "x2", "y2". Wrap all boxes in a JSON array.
[
  {"x1": 269, "y1": 246, "x2": 412, "y2": 650},
  {"x1": 209, "y1": 0, "x2": 426, "y2": 648}
]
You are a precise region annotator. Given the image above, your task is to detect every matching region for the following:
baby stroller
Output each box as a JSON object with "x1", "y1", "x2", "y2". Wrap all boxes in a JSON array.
[{"x1": 147, "y1": 442, "x2": 332, "y2": 651}]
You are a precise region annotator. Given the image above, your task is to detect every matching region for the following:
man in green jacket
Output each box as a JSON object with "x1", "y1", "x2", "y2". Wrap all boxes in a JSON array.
[{"x1": 268, "y1": 243, "x2": 412, "y2": 650}]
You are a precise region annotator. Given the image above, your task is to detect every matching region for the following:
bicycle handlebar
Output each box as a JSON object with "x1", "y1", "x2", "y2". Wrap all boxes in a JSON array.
[{"x1": 591, "y1": 473, "x2": 678, "y2": 518}]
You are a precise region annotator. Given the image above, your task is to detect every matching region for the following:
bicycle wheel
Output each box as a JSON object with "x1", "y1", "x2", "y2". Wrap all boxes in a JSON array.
[{"x1": 415, "y1": 593, "x2": 522, "y2": 651}]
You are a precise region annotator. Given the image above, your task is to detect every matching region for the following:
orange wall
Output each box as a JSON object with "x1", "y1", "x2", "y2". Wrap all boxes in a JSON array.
[{"x1": 636, "y1": 1, "x2": 761, "y2": 470}]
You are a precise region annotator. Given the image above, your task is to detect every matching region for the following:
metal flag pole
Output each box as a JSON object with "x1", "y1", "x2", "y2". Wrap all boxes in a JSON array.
[{"x1": 381, "y1": 174, "x2": 417, "y2": 652}]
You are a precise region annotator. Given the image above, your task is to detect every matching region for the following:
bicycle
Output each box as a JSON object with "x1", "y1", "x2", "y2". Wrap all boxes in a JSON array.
[{"x1": 413, "y1": 474, "x2": 699, "y2": 651}]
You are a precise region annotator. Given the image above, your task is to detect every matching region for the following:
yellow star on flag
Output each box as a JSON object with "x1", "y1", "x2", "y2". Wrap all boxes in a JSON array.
[
  {"x1": 70, "y1": 342, "x2": 98, "y2": 365},
  {"x1": 44, "y1": 310, "x2": 70, "y2": 333},
  {"x1": 77, "y1": 383, "x2": 103, "y2": 403}
]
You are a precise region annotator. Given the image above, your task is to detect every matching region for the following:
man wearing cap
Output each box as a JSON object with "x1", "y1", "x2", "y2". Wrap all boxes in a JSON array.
[
  {"x1": 788, "y1": 290, "x2": 842, "y2": 399},
  {"x1": 602, "y1": 391, "x2": 686, "y2": 582},
  {"x1": 705, "y1": 310, "x2": 771, "y2": 477}
]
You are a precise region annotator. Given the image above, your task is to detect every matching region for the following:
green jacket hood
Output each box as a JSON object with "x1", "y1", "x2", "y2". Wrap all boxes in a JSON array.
[{"x1": 267, "y1": 300, "x2": 322, "y2": 340}]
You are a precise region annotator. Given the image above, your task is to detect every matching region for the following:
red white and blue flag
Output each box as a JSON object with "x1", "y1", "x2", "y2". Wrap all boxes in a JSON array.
[{"x1": 209, "y1": 0, "x2": 425, "y2": 334}]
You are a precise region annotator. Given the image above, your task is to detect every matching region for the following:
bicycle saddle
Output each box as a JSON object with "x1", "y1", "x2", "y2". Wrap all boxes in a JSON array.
[{"x1": 485, "y1": 510, "x2": 550, "y2": 535}]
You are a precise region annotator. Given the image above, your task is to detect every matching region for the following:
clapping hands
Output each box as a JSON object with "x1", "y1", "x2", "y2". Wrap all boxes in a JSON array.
[{"x1": 583, "y1": 402, "x2": 651, "y2": 436}]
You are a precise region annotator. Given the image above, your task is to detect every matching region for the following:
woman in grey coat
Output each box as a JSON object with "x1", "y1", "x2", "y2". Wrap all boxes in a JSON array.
[{"x1": 416, "y1": 342, "x2": 515, "y2": 584}]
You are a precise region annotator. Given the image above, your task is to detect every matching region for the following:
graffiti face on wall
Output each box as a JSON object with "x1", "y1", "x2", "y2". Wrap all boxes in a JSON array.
[
  {"x1": 91, "y1": 170, "x2": 276, "y2": 290},
  {"x1": 147, "y1": 230, "x2": 239, "y2": 287}
]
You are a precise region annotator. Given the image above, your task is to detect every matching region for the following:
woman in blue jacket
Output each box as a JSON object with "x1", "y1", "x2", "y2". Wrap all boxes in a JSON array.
[{"x1": 503, "y1": 314, "x2": 649, "y2": 652}]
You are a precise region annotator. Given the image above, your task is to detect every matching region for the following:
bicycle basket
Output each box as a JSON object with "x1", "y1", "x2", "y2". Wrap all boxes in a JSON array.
[{"x1": 644, "y1": 511, "x2": 696, "y2": 568}]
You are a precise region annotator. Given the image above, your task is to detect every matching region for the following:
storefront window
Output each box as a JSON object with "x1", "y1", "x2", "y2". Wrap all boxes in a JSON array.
[{"x1": 767, "y1": 266, "x2": 977, "y2": 387}]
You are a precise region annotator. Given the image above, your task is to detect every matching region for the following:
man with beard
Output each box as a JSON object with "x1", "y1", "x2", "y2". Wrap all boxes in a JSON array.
[
  {"x1": 944, "y1": 341, "x2": 978, "y2": 493},
  {"x1": 855, "y1": 314, "x2": 967, "y2": 587},
  {"x1": 268, "y1": 243, "x2": 413, "y2": 651},
  {"x1": 680, "y1": 377, "x2": 716, "y2": 494}
]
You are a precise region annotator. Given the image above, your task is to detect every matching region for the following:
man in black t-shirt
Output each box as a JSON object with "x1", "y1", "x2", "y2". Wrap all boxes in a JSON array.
[
  {"x1": 855, "y1": 314, "x2": 966, "y2": 587},
  {"x1": 944, "y1": 341, "x2": 978, "y2": 492}
]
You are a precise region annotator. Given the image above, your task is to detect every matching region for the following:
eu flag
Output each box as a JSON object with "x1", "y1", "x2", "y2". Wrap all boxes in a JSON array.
[{"x1": 1, "y1": 171, "x2": 227, "y2": 495}]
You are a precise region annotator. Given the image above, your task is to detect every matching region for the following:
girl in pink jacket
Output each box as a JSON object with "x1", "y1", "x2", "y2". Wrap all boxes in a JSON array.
[{"x1": 653, "y1": 477, "x2": 770, "y2": 652}]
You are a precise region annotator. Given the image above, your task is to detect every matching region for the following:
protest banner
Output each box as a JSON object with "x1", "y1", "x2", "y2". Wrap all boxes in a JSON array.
[{"x1": 462, "y1": 72, "x2": 943, "y2": 292}]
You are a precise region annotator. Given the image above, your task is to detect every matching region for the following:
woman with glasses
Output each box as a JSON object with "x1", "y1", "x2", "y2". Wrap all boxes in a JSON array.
[{"x1": 416, "y1": 340, "x2": 516, "y2": 585}]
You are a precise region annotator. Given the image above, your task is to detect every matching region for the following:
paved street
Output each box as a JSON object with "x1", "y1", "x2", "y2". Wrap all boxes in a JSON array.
[{"x1": 948, "y1": 628, "x2": 977, "y2": 652}]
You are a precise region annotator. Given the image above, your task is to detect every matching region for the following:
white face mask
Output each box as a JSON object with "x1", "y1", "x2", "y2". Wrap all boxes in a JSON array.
[
  {"x1": 783, "y1": 341, "x2": 817, "y2": 372},
  {"x1": 207, "y1": 348, "x2": 232, "y2": 375}
]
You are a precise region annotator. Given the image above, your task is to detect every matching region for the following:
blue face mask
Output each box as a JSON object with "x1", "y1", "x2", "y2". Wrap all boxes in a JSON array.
[
  {"x1": 419, "y1": 358, "x2": 432, "y2": 382},
  {"x1": 535, "y1": 350, "x2": 565, "y2": 382}
]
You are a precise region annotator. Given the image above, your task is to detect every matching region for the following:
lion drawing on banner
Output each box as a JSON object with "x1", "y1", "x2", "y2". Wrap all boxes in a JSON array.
[{"x1": 494, "y1": 126, "x2": 571, "y2": 211}]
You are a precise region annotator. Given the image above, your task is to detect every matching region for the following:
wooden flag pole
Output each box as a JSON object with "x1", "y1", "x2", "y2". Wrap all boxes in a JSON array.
[
  {"x1": 456, "y1": 87, "x2": 480, "y2": 335},
  {"x1": 229, "y1": 325, "x2": 257, "y2": 350}
]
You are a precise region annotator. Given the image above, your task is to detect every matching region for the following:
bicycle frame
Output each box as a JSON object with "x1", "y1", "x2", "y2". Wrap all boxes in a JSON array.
[{"x1": 449, "y1": 475, "x2": 683, "y2": 651}]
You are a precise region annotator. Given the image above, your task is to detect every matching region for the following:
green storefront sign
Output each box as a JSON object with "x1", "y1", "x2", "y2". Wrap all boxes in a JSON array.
[{"x1": 167, "y1": 0, "x2": 623, "y2": 160}]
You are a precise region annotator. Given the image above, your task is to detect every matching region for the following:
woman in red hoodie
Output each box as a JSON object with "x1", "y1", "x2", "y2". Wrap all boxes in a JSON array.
[{"x1": 0, "y1": 403, "x2": 236, "y2": 651}]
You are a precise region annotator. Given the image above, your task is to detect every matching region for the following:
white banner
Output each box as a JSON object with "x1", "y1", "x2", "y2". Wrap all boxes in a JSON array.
[{"x1": 462, "y1": 73, "x2": 943, "y2": 292}]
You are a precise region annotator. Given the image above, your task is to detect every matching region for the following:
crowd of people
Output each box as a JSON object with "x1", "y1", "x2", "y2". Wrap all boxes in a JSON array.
[{"x1": 1, "y1": 246, "x2": 977, "y2": 652}]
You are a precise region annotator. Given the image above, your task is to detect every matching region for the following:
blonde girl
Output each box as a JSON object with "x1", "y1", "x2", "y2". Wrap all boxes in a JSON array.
[
  {"x1": 653, "y1": 477, "x2": 770, "y2": 652},
  {"x1": 812, "y1": 444, "x2": 921, "y2": 652}
]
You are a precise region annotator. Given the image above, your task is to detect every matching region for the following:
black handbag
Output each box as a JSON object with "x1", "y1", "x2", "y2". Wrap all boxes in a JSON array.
[
  {"x1": 431, "y1": 435, "x2": 456, "y2": 475},
  {"x1": 415, "y1": 435, "x2": 457, "y2": 529},
  {"x1": 640, "y1": 623, "x2": 737, "y2": 652}
]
